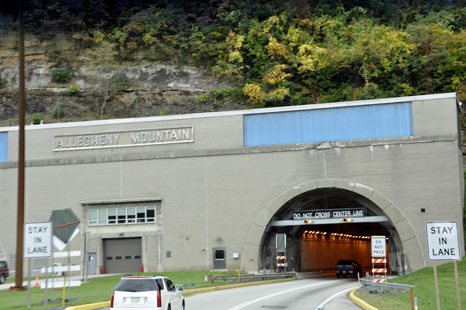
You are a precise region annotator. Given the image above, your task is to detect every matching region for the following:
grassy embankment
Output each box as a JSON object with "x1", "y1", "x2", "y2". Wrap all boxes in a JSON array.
[{"x1": 355, "y1": 256, "x2": 466, "y2": 310}]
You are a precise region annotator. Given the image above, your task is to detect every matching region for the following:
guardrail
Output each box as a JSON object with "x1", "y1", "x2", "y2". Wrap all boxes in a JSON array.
[
  {"x1": 360, "y1": 278, "x2": 415, "y2": 293},
  {"x1": 206, "y1": 273, "x2": 296, "y2": 284}
]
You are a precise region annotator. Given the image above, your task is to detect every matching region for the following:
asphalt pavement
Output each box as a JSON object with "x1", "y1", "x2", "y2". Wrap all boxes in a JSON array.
[{"x1": 1, "y1": 271, "x2": 371, "y2": 310}]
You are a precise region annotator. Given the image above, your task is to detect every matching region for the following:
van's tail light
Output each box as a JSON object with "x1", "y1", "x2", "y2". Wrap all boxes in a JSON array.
[
  {"x1": 157, "y1": 290, "x2": 161, "y2": 307},
  {"x1": 110, "y1": 291, "x2": 115, "y2": 308}
]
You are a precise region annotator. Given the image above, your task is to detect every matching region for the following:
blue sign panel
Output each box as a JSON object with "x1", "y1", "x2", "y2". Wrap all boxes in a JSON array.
[{"x1": 244, "y1": 103, "x2": 413, "y2": 147}]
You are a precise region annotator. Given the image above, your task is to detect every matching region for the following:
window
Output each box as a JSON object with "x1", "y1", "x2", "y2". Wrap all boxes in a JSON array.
[
  {"x1": 165, "y1": 279, "x2": 176, "y2": 291},
  {"x1": 89, "y1": 210, "x2": 97, "y2": 225},
  {"x1": 108, "y1": 209, "x2": 116, "y2": 224},
  {"x1": 88, "y1": 207, "x2": 156, "y2": 226}
]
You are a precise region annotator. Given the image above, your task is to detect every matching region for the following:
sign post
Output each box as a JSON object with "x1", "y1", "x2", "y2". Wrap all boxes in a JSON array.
[
  {"x1": 24, "y1": 222, "x2": 52, "y2": 307},
  {"x1": 426, "y1": 222, "x2": 461, "y2": 310}
]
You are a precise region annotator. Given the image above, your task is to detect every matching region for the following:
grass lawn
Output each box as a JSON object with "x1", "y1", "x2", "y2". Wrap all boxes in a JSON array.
[
  {"x1": 0, "y1": 270, "x2": 245, "y2": 309},
  {"x1": 354, "y1": 256, "x2": 466, "y2": 310}
]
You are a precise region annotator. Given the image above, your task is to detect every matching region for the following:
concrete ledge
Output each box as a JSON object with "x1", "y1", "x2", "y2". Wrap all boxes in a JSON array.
[{"x1": 349, "y1": 286, "x2": 379, "y2": 310}]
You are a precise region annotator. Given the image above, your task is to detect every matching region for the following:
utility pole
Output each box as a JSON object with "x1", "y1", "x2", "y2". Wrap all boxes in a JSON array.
[{"x1": 14, "y1": 0, "x2": 26, "y2": 289}]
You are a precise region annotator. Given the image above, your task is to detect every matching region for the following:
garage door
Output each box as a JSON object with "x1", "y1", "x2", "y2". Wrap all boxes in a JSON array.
[{"x1": 104, "y1": 238, "x2": 142, "y2": 274}]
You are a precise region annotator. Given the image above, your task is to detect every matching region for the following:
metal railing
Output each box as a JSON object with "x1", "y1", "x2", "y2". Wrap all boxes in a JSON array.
[{"x1": 360, "y1": 278, "x2": 415, "y2": 293}]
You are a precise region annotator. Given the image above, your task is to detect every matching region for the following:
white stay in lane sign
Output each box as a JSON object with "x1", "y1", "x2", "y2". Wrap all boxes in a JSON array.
[
  {"x1": 426, "y1": 222, "x2": 460, "y2": 261},
  {"x1": 23, "y1": 222, "x2": 52, "y2": 258}
]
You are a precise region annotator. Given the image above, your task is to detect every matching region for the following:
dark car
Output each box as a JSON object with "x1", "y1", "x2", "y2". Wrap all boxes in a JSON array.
[
  {"x1": 0, "y1": 261, "x2": 9, "y2": 284},
  {"x1": 335, "y1": 259, "x2": 362, "y2": 278}
]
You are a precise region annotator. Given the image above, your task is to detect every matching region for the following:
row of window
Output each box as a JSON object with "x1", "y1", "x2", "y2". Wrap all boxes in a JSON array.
[{"x1": 89, "y1": 207, "x2": 155, "y2": 226}]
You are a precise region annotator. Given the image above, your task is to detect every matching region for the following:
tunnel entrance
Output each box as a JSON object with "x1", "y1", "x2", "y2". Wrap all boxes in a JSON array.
[{"x1": 259, "y1": 187, "x2": 404, "y2": 275}]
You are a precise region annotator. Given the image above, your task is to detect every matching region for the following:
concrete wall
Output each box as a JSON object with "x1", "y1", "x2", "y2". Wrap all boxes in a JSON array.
[{"x1": 0, "y1": 93, "x2": 463, "y2": 275}]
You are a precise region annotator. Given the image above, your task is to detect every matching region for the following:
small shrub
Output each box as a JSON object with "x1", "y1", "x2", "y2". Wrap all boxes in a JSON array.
[
  {"x1": 30, "y1": 113, "x2": 44, "y2": 125},
  {"x1": 210, "y1": 88, "x2": 244, "y2": 99},
  {"x1": 159, "y1": 109, "x2": 168, "y2": 116},
  {"x1": 52, "y1": 69, "x2": 70, "y2": 84},
  {"x1": 198, "y1": 95, "x2": 209, "y2": 103},
  {"x1": 0, "y1": 73, "x2": 6, "y2": 88},
  {"x1": 52, "y1": 107, "x2": 64, "y2": 118},
  {"x1": 68, "y1": 84, "x2": 80, "y2": 93},
  {"x1": 110, "y1": 73, "x2": 133, "y2": 91}
]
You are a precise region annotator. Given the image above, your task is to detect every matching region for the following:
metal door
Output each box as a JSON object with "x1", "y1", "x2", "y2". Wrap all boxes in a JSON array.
[
  {"x1": 88, "y1": 253, "x2": 96, "y2": 275},
  {"x1": 104, "y1": 237, "x2": 142, "y2": 274},
  {"x1": 213, "y1": 247, "x2": 226, "y2": 270}
]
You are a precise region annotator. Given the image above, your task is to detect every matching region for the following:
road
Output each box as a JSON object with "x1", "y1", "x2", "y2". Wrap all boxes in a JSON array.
[{"x1": 184, "y1": 277, "x2": 361, "y2": 310}]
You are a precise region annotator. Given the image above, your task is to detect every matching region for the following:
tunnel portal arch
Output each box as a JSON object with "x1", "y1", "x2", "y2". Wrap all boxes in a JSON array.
[{"x1": 240, "y1": 179, "x2": 425, "y2": 275}]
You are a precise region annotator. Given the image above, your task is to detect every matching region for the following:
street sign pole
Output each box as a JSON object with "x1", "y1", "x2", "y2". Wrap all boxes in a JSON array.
[
  {"x1": 23, "y1": 222, "x2": 52, "y2": 307},
  {"x1": 454, "y1": 261, "x2": 461, "y2": 310},
  {"x1": 426, "y1": 221, "x2": 461, "y2": 310},
  {"x1": 433, "y1": 261, "x2": 440, "y2": 310}
]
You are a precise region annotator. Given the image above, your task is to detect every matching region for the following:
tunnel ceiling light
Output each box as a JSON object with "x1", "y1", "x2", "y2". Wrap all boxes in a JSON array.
[
  {"x1": 304, "y1": 230, "x2": 308, "y2": 233},
  {"x1": 342, "y1": 217, "x2": 353, "y2": 222},
  {"x1": 304, "y1": 219, "x2": 314, "y2": 224}
]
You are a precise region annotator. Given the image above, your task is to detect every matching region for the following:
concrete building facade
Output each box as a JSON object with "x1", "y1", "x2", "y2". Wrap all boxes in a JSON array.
[{"x1": 0, "y1": 93, "x2": 463, "y2": 276}]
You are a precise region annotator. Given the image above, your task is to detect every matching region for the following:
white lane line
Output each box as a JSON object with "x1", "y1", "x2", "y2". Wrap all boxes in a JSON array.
[
  {"x1": 226, "y1": 281, "x2": 334, "y2": 310},
  {"x1": 315, "y1": 285, "x2": 359, "y2": 310}
]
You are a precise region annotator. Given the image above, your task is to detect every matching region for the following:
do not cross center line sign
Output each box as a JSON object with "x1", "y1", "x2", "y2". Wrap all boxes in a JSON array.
[{"x1": 426, "y1": 222, "x2": 460, "y2": 261}]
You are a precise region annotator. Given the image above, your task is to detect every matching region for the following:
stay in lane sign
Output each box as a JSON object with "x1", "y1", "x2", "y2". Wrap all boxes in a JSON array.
[
  {"x1": 426, "y1": 222, "x2": 460, "y2": 261},
  {"x1": 23, "y1": 222, "x2": 52, "y2": 258}
]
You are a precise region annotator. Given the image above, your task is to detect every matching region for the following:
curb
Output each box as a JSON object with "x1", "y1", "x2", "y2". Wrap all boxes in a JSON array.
[
  {"x1": 63, "y1": 277, "x2": 296, "y2": 309},
  {"x1": 349, "y1": 286, "x2": 379, "y2": 310},
  {"x1": 66, "y1": 301, "x2": 110, "y2": 310}
]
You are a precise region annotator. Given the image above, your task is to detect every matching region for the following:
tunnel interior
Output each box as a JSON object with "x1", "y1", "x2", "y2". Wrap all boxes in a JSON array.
[{"x1": 260, "y1": 188, "x2": 403, "y2": 275}]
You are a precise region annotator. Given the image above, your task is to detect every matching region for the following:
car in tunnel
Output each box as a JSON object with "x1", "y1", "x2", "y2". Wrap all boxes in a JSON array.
[{"x1": 335, "y1": 260, "x2": 362, "y2": 278}]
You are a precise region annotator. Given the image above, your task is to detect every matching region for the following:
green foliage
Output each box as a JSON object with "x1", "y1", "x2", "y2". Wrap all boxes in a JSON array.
[
  {"x1": 0, "y1": 73, "x2": 6, "y2": 89},
  {"x1": 8, "y1": 1, "x2": 466, "y2": 106},
  {"x1": 52, "y1": 107, "x2": 64, "y2": 119},
  {"x1": 110, "y1": 73, "x2": 133, "y2": 91},
  {"x1": 68, "y1": 84, "x2": 80, "y2": 93},
  {"x1": 30, "y1": 113, "x2": 44, "y2": 125},
  {"x1": 51, "y1": 69, "x2": 70, "y2": 84},
  {"x1": 198, "y1": 95, "x2": 209, "y2": 103},
  {"x1": 159, "y1": 109, "x2": 168, "y2": 116},
  {"x1": 210, "y1": 88, "x2": 244, "y2": 98}
]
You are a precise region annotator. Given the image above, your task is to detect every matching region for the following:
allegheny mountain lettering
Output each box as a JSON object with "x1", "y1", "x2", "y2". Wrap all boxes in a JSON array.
[{"x1": 54, "y1": 127, "x2": 193, "y2": 151}]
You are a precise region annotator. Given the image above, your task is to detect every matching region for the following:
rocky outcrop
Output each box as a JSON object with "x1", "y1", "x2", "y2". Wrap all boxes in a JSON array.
[
  {"x1": 0, "y1": 89, "x2": 246, "y2": 126},
  {"x1": 0, "y1": 33, "x2": 244, "y2": 126}
]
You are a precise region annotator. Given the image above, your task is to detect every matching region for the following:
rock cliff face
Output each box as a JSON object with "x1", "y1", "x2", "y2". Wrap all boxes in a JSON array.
[
  {"x1": 0, "y1": 33, "x2": 245, "y2": 126},
  {"x1": 0, "y1": 34, "x2": 227, "y2": 91},
  {"x1": 0, "y1": 89, "x2": 246, "y2": 126}
]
